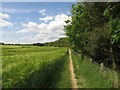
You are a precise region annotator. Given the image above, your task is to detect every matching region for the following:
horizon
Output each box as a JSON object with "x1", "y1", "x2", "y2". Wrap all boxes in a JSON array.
[{"x1": 0, "y1": 37, "x2": 66, "y2": 44}]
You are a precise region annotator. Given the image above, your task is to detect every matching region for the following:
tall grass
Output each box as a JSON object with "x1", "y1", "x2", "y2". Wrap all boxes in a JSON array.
[
  {"x1": 2, "y1": 45, "x2": 71, "y2": 88},
  {"x1": 71, "y1": 51, "x2": 120, "y2": 88}
]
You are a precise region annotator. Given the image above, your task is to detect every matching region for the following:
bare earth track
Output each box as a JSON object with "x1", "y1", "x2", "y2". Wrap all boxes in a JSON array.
[{"x1": 69, "y1": 49, "x2": 78, "y2": 89}]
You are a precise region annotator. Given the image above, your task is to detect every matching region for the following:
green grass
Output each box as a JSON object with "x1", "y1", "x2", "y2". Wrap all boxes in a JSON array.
[
  {"x1": 1, "y1": 45, "x2": 71, "y2": 88},
  {"x1": 71, "y1": 51, "x2": 120, "y2": 88},
  {"x1": 2, "y1": 45, "x2": 119, "y2": 88}
]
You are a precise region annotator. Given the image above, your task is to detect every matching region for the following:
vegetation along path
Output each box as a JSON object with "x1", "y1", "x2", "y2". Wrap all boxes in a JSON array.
[{"x1": 69, "y1": 49, "x2": 78, "y2": 89}]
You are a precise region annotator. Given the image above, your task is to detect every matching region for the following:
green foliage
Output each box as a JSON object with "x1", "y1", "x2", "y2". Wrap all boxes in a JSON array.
[
  {"x1": 65, "y1": 3, "x2": 88, "y2": 52},
  {"x1": 64, "y1": 2, "x2": 120, "y2": 70},
  {"x1": 65, "y1": 3, "x2": 107, "y2": 53},
  {"x1": 109, "y1": 18, "x2": 120, "y2": 44},
  {"x1": 104, "y1": 2, "x2": 120, "y2": 45},
  {"x1": 103, "y1": 2, "x2": 120, "y2": 70},
  {"x1": 45, "y1": 38, "x2": 69, "y2": 47}
]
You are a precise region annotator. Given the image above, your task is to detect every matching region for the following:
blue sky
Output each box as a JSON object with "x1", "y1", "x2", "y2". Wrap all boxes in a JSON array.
[{"x1": 1, "y1": 2, "x2": 74, "y2": 44}]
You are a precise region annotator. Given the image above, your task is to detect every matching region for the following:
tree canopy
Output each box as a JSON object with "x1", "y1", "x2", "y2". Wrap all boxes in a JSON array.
[{"x1": 64, "y1": 2, "x2": 120, "y2": 70}]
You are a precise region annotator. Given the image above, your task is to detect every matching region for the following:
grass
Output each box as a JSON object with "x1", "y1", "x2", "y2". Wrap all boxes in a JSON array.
[
  {"x1": 1, "y1": 45, "x2": 71, "y2": 88},
  {"x1": 2, "y1": 45, "x2": 119, "y2": 88},
  {"x1": 71, "y1": 51, "x2": 120, "y2": 88}
]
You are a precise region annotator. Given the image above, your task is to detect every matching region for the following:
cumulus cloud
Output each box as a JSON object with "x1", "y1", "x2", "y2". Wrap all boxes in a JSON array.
[
  {"x1": 0, "y1": 19, "x2": 13, "y2": 28},
  {"x1": 0, "y1": 13, "x2": 10, "y2": 19},
  {"x1": 39, "y1": 9, "x2": 46, "y2": 16},
  {"x1": 39, "y1": 16, "x2": 53, "y2": 23},
  {"x1": 0, "y1": 13, "x2": 13, "y2": 28},
  {"x1": 18, "y1": 13, "x2": 71, "y2": 43},
  {"x1": 18, "y1": 21, "x2": 47, "y2": 33}
]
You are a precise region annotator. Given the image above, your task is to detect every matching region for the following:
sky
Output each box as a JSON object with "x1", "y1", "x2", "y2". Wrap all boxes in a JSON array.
[{"x1": 0, "y1": 2, "x2": 74, "y2": 44}]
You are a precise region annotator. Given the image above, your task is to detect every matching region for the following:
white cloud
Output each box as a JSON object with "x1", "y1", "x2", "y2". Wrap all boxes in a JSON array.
[
  {"x1": 0, "y1": 13, "x2": 10, "y2": 19},
  {"x1": 0, "y1": 19, "x2": 13, "y2": 28},
  {"x1": 39, "y1": 16, "x2": 53, "y2": 23},
  {"x1": 38, "y1": 9, "x2": 46, "y2": 16},
  {"x1": 17, "y1": 21, "x2": 47, "y2": 33},
  {"x1": 0, "y1": 13, "x2": 13, "y2": 28},
  {"x1": 18, "y1": 13, "x2": 71, "y2": 43}
]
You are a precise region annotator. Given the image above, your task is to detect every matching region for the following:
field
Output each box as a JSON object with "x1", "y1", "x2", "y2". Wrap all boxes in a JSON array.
[
  {"x1": 1, "y1": 45, "x2": 120, "y2": 88},
  {"x1": 1, "y1": 45, "x2": 71, "y2": 88}
]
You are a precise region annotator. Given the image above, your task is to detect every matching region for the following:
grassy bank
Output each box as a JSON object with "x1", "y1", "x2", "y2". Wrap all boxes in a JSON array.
[{"x1": 71, "y1": 51, "x2": 120, "y2": 88}]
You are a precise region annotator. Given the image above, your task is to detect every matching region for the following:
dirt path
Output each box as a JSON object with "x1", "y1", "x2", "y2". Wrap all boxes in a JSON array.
[{"x1": 69, "y1": 49, "x2": 78, "y2": 89}]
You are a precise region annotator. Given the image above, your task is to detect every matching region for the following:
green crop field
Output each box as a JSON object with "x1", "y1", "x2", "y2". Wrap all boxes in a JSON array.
[{"x1": 1, "y1": 45, "x2": 71, "y2": 88}]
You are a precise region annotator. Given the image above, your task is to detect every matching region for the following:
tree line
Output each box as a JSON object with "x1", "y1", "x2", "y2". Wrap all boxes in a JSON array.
[
  {"x1": 44, "y1": 38, "x2": 69, "y2": 47},
  {"x1": 64, "y1": 2, "x2": 120, "y2": 71}
]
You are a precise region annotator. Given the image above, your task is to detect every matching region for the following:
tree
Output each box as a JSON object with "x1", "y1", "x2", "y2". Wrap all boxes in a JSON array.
[
  {"x1": 64, "y1": 2, "x2": 120, "y2": 71},
  {"x1": 104, "y1": 2, "x2": 120, "y2": 70}
]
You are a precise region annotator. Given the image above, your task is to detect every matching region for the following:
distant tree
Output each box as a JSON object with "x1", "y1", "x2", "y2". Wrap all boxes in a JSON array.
[
  {"x1": 33, "y1": 43, "x2": 44, "y2": 46},
  {"x1": 0, "y1": 42, "x2": 4, "y2": 45},
  {"x1": 44, "y1": 38, "x2": 69, "y2": 47}
]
